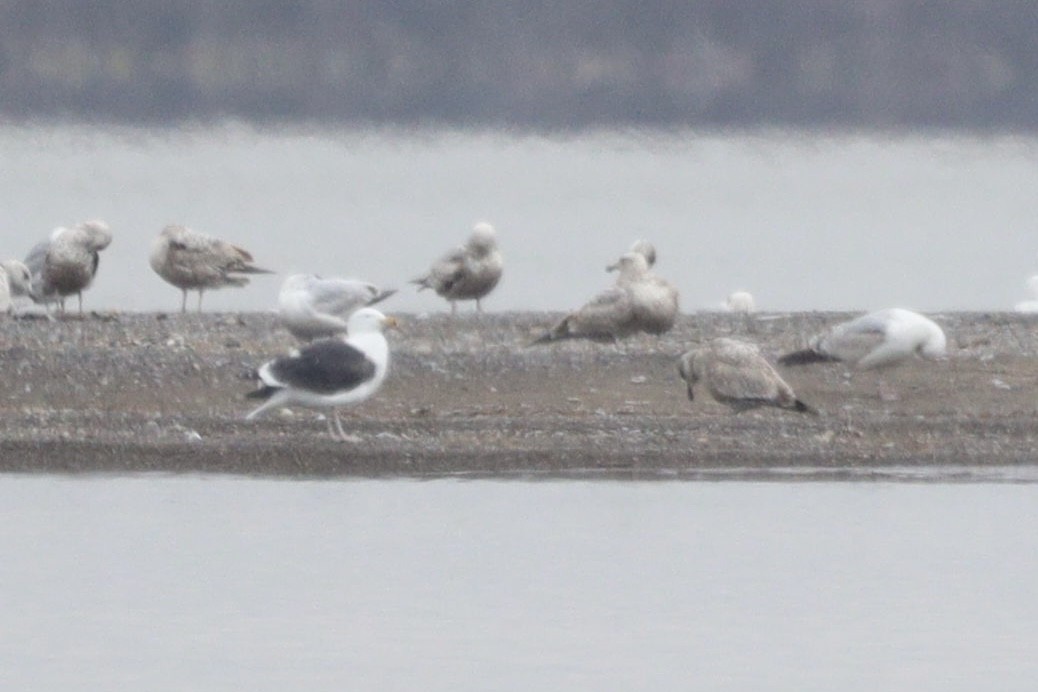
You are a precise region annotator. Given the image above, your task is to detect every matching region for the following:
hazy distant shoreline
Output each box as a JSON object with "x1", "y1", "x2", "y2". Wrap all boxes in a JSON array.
[{"x1": 0, "y1": 311, "x2": 1035, "y2": 477}]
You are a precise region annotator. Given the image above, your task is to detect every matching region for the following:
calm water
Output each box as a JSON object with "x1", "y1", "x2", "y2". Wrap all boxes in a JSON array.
[
  {"x1": 2, "y1": 125, "x2": 1038, "y2": 314},
  {"x1": 2, "y1": 475, "x2": 1037, "y2": 691}
]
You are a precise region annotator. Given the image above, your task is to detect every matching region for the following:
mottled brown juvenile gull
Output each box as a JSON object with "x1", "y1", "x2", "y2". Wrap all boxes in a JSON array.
[
  {"x1": 412, "y1": 222, "x2": 502, "y2": 314},
  {"x1": 778, "y1": 308, "x2": 947, "y2": 370},
  {"x1": 607, "y1": 250, "x2": 679, "y2": 335},
  {"x1": 25, "y1": 220, "x2": 112, "y2": 314},
  {"x1": 278, "y1": 273, "x2": 396, "y2": 341},
  {"x1": 679, "y1": 338, "x2": 814, "y2": 414},
  {"x1": 246, "y1": 307, "x2": 395, "y2": 440},
  {"x1": 150, "y1": 224, "x2": 273, "y2": 313},
  {"x1": 533, "y1": 252, "x2": 648, "y2": 344}
]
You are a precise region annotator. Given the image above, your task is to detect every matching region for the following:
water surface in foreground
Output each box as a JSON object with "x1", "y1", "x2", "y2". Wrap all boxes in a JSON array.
[{"x1": 2, "y1": 475, "x2": 1036, "y2": 691}]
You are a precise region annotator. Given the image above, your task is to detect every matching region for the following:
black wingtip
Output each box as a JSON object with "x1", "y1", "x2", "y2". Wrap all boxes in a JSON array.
[
  {"x1": 777, "y1": 349, "x2": 837, "y2": 366},
  {"x1": 245, "y1": 384, "x2": 278, "y2": 400},
  {"x1": 793, "y1": 399, "x2": 819, "y2": 415}
]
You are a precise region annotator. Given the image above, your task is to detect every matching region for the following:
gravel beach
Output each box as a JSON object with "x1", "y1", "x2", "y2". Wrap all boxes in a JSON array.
[{"x1": 1, "y1": 310, "x2": 1036, "y2": 477}]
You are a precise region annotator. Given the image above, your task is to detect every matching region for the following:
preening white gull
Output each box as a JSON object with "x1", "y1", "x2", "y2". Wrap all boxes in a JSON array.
[
  {"x1": 778, "y1": 308, "x2": 947, "y2": 370},
  {"x1": 412, "y1": 221, "x2": 503, "y2": 314},
  {"x1": 724, "y1": 291, "x2": 756, "y2": 313},
  {"x1": 1013, "y1": 275, "x2": 1038, "y2": 313},
  {"x1": 607, "y1": 250, "x2": 680, "y2": 335},
  {"x1": 679, "y1": 338, "x2": 814, "y2": 414},
  {"x1": 278, "y1": 273, "x2": 397, "y2": 341},
  {"x1": 24, "y1": 220, "x2": 112, "y2": 314},
  {"x1": 246, "y1": 307, "x2": 395, "y2": 440},
  {"x1": 150, "y1": 224, "x2": 274, "y2": 313},
  {"x1": 628, "y1": 239, "x2": 656, "y2": 267},
  {"x1": 0, "y1": 260, "x2": 32, "y2": 313}
]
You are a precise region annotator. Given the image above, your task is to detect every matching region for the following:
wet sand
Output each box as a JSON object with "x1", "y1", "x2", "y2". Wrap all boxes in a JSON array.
[{"x1": 0, "y1": 311, "x2": 1036, "y2": 477}]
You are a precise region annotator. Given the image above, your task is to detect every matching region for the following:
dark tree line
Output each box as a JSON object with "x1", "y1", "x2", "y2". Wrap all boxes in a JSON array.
[{"x1": 2, "y1": 1, "x2": 1037, "y2": 130}]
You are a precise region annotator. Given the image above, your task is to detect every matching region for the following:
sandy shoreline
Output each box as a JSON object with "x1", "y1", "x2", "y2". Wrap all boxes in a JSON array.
[{"x1": 1, "y1": 310, "x2": 1036, "y2": 477}]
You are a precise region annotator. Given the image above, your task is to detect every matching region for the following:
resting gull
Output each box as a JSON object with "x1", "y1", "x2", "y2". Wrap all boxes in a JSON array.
[
  {"x1": 679, "y1": 338, "x2": 814, "y2": 414},
  {"x1": 0, "y1": 260, "x2": 32, "y2": 313},
  {"x1": 532, "y1": 253, "x2": 648, "y2": 343},
  {"x1": 724, "y1": 291, "x2": 756, "y2": 314},
  {"x1": 278, "y1": 273, "x2": 397, "y2": 341},
  {"x1": 150, "y1": 224, "x2": 274, "y2": 313},
  {"x1": 412, "y1": 221, "x2": 503, "y2": 314},
  {"x1": 246, "y1": 307, "x2": 395, "y2": 440},
  {"x1": 607, "y1": 250, "x2": 679, "y2": 335},
  {"x1": 24, "y1": 220, "x2": 112, "y2": 314},
  {"x1": 778, "y1": 308, "x2": 947, "y2": 370}
]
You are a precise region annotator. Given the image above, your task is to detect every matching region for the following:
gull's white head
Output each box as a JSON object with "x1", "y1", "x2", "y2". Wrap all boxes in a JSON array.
[
  {"x1": 919, "y1": 326, "x2": 947, "y2": 360},
  {"x1": 347, "y1": 307, "x2": 396, "y2": 334},
  {"x1": 468, "y1": 222, "x2": 497, "y2": 253},
  {"x1": 75, "y1": 219, "x2": 113, "y2": 251},
  {"x1": 629, "y1": 239, "x2": 656, "y2": 268}
]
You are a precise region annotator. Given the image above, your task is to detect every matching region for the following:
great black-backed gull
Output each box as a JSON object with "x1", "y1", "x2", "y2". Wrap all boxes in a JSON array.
[
  {"x1": 278, "y1": 273, "x2": 396, "y2": 341},
  {"x1": 679, "y1": 338, "x2": 814, "y2": 414},
  {"x1": 411, "y1": 221, "x2": 502, "y2": 314},
  {"x1": 607, "y1": 250, "x2": 680, "y2": 335},
  {"x1": 149, "y1": 224, "x2": 273, "y2": 313},
  {"x1": 246, "y1": 307, "x2": 395, "y2": 440},
  {"x1": 778, "y1": 308, "x2": 947, "y2": 370},
  {"x1": 24, "y1": 220, "x2": 112, "y2": 314}
]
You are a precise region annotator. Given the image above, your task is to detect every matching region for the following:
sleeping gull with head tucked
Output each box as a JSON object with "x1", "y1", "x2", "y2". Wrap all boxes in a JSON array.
[
  {"x1": 0, "y1": 260, "x2": 32, "y2": 313},
  {"x1": 246, "y1": 307, "x2": 396, "y2": 440},
  {"x1": 150, "y1": 224, "x2": 274, "y2": 313},
  {"x1": 278, "y1": 273, "x2": 396, "y2": 341},
  {"x1": 778, "y1": 308, "x2": 947, "y2": 371},
  {"x1": 724, "y1": 290, "x2": 756, "y2": 314},
  {"x1": 24, "y1": 220, "x2": 112, "y2": 314},
  {"x1": 412, "y1": 221, "x2": 502, "y2": 314},
  {"x1": 679, "y1": 338, "x2": 814, "y2": 414}
]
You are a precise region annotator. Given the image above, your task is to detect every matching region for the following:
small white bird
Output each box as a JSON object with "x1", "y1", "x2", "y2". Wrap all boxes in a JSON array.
[
  {"x1": 278, "y1": 273, "x2": 397, "y2": 341},
  {"x1": 724, "y1": 290, "x2": 756, "y2": 314},
  {"x1": 412, "y1": 222, "x2": 503, "y2": 314},
  {"x1": 24, "y1": 220, "x2": 112, "y2": 314},
  {"x1": 1013, "y1": 275, "x2": 1038, "y2": 313},
  {"x1": 679, "y1": 338, "x2": 814, "y2": 414},
  {"x1": 778, "y1": 308, "x2": 947, "y2": 370},
  {"x1": 150, "y1": 224, "x2": 273, "y2": 313},
  {"x1": 246, "y1": 307, "x2": 396, "y2": 440},
  {"x1": 0, "y1": 260, "x2": 32, "y2": 313}
]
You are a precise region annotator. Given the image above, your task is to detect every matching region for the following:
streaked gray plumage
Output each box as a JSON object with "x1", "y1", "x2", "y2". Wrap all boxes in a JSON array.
[
  {"x1": 150, "y1": 224, "x2": 273, "y2": 313},
  {"x1": 412, "y1": 222, "x2": 502, "y2": 314},
  {"x1": 25, "y1": 220, "x2": 112, "y2": 314},
  {"x1": 679, "y1": 338, "x2": 814, "y2": 414},
  {"x1": 278, "y1": 273, "x2": 396, "y2": 341}
]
